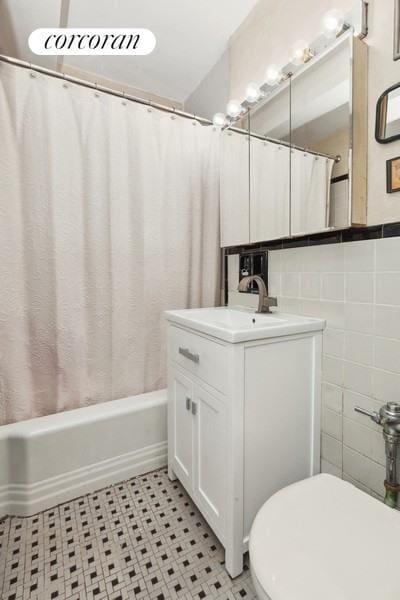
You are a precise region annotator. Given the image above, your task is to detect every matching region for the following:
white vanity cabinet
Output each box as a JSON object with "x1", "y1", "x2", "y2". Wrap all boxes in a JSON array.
[
  {"x1": 166, "y1": 307, "x2": 325, "y2": 577},
  {"x1": 168, "y1": 366, "x2": 228, "y2": 541}
]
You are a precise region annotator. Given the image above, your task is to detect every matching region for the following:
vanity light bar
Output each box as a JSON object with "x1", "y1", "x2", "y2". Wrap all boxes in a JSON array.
[{"x1": 214, "y1": 1, "x2": 368, "y2": 129}]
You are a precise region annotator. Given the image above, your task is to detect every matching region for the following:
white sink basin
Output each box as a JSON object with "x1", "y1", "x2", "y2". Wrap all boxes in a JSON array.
[{"x1": 165, "y1": 306, "x2": 325, "y2": 343}]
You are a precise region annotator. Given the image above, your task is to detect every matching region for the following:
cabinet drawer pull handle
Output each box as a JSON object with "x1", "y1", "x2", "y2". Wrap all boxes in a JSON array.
[
  {"x1": 186, "y1": 396, "x2": 191, "y2": 411},
  {"x1": 179, "y1": 346, "x2": 200, "y2": 363},
  {"x1": 191, "y1": 401, "x2": 197, "y2": 416}
]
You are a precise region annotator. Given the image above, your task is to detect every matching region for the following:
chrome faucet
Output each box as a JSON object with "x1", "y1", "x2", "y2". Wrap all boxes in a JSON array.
[{"x1": 238, "y1": 275, "x2": 278, "y2": 314}]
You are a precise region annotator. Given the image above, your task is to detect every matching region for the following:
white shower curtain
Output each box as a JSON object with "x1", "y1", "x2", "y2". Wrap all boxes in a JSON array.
[
  {"x1": 291, "y1": 149, "x2": 334, "y2": 236},
  {"x1": 0, "y1": 61, "x2": 220, "y2": 425}
]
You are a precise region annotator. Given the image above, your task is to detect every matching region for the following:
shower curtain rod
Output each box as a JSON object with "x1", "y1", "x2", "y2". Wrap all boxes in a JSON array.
[
  {"x1": 226, "y1": 123, "x2": 341, "y2": 164},
  {"x1": 0, "y1": 54, "x2": 340, "y2": 163},
  {"x1": 0, "y1": 54, "x2": 213, "y2": 125}
]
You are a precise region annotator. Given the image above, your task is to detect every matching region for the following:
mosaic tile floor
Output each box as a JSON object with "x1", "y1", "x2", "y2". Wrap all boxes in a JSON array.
[{"x1": 0, "y1": 468, "x2": 257, "y2": 600}]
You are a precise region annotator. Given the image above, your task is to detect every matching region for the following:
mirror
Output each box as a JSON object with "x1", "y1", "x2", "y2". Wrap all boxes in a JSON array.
[
  {"x1": 376, "y1": 83, "x2": 400, "y2": 143},
  {"x1": 290, "y1": 36, "x2": 352, "y2": 234},
  {"x1": 248, "y1": 80, "x2": 291, "y2": 242},
  {"x1": 219, "y1": 110, "x2": 251, "y2": 247},
  {"x1": 219, "y1": 28, "x2": 367, "y2": 247}
]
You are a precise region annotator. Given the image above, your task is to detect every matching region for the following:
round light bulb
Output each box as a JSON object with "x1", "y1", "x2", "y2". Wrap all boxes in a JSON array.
[
  {"x1": 226, "y1": 99, "x2": 243, "y2": 118},
  {"x1": 245, "y1": 82, "x2": 262, "y2": 103},
  {"x1": 289, "y1": 40, "x2": 311, "y2": 65},
  {"x1": 212, "y1": 112, "x2": 226, "y2": 127},
  {"x1": 265, "y1": 65, "x2": 282, "y2": 87},
  {"x1": 322, "y1": 9, "x2": 345, "y2": 39}
]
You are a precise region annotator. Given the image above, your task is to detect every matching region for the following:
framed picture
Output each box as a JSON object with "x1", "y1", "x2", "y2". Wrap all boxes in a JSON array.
[
  {"x1": 395, "y1": 0, "x2": 400, "y2": 61},
  {"x1": 387, "y1": 156, "x2": 400, "y2": 192}
]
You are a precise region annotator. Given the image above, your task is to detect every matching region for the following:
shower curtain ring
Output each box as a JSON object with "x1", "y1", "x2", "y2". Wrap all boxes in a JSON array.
[
  {"x1": 171, "y1": 107, "x2": 176, "y2": 120},
  {"x1": 94, "y1": 82, "x2": 100, "y2": 98},
  {"x1": 62, "y1": 72, "x2": 68, "y2": 88},
  {"x1": 29, "y1": 63, "x2": 36, "y2": 78},
  {"x1": 192, "y1": 114, "x2": 197, "y2": 126},
  {"x1": 147, "y1": 100, "x2": 152, "y2": 113},
  {"x1": 121, "y1": 90, "x2": 127, "y2": 106}
]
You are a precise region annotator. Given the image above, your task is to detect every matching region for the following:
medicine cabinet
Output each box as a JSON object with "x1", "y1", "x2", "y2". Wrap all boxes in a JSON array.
[{"x1": 220, "y1": 31, "x2": 367, "y2": 247}]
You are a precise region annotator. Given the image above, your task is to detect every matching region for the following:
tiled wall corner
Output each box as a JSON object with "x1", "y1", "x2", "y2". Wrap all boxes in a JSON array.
[{"x1": 227, "y1": 237, "x2": 400, "y2": 501}]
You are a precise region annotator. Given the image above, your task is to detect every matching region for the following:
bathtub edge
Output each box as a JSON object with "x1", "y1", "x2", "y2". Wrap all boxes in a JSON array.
[
  {"x1": 0, "y1": 439, "x2": 167, "y2": 517},
  {"x1": 0, "y1": 389, "x2": 168, "y2": 517}
]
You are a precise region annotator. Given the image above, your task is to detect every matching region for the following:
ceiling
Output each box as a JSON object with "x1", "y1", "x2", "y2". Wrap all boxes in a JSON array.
[{"x1": 0, "y1": 0, "x2": 259, "y2": 102}]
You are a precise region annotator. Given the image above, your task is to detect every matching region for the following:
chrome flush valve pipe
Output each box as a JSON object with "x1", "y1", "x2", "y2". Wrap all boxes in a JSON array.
[{"x1": 355, "y1": 402, "x2": 400, "y2": 508}]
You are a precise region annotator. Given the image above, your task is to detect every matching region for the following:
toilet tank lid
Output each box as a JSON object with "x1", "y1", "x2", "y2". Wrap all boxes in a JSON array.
[{"x1": 249, "y1": 474, "x2": 400, "y2": 600}]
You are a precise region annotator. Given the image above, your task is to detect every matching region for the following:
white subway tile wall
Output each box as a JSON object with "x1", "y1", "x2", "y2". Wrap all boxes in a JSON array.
[{"x1": 227, "y1": 237, "x2": 400, "y2": 500}]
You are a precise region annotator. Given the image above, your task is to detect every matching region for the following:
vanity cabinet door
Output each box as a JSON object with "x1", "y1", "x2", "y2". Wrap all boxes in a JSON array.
[
  {"x1": 168, "y1": 368, "x2": 194, "y2": 491},
  {"x1": 220, "y1": 131, "x2": 250, "y2": 247},
  {"x1": 192, "y1": 384, "x2": 227, "y2": 539}
]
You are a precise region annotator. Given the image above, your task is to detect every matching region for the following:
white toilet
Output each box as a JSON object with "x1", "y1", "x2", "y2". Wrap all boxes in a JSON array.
[{"x1": 249, "y1": 474, "x2": 400, "y2": 600}]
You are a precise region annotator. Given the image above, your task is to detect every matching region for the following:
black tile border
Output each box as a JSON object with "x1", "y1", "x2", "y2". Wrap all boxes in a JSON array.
[
  {"x1": 331, "y1": 174, "x2": 350, "y2": 184},
  {"x1": 382, "y1": 222, "x2": 400, "y2": 238},
  {"x1": 224, "y1": 221, "x2": 400, "y2": 255},
  {"x1": 341, "y1": 225, "x2": 383, "y2": 242}
]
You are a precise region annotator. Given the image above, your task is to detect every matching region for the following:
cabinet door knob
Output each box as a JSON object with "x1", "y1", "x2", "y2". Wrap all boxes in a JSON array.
[
  {"x1": 185, "y1": 396, "x2": 191, "y2": 411},
  {"x1": 191, "y1": 401, "x2": 197, "y2": 416}
]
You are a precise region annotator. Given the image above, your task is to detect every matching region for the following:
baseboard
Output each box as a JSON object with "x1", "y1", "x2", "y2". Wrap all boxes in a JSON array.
[{"x1": 0, "y1": 440, "x2": 167, "y2": 517}]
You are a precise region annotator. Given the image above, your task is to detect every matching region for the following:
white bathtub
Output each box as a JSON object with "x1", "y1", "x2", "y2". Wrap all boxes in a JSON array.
[{"x1": 0, "y1": 390, "x2": 167, "y2": 517}]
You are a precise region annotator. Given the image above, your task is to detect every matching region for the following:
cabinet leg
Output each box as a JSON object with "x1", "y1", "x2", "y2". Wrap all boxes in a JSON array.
[
  {"x1": 225, "y1": 547, "x2": 244, "y2": 579},
  {"x1": 168, "y1": 465, "x2": 177, "y2": 482}
]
